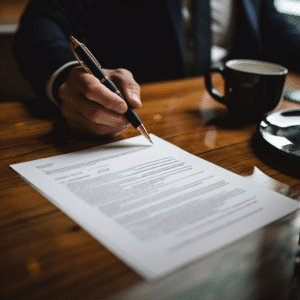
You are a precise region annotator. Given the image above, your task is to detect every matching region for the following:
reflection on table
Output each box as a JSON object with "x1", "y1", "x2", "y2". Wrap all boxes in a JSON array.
[{"x1": 1, "y1": 74, "x2": 300, "y2": 300}]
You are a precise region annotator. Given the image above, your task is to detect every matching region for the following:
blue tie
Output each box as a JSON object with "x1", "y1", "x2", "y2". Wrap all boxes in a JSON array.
[
  {"x1": 165, "y1": 0, "x2": 211, "y2": 76},
  {"x1": 194, "y1": 0, "x2": 211, "y2": 75}
]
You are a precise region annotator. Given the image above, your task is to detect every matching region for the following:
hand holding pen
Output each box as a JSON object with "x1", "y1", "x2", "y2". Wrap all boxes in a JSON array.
[
  {"x1": 58, "y1": 37, "x2": 151, "y2": 142},
  {"x1": 58, "y1": 36, "x2": 152, "y2": 143}
]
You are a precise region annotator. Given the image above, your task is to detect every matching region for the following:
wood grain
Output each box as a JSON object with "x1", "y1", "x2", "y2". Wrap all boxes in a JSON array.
[{"x1": 1, "y1": 74, "x2": 300, "y2": 300}]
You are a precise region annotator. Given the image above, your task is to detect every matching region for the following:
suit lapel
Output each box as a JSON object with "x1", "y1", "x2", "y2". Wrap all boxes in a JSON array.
[
  {"x1": 193, "y1": 0, "x2": 211, "y2": 74},
  {"x1": 165, "y1": 0, "x2": 264, "y2": 72},
  {"x1": 165, "y1": 0, "x2": 212, "y2": 75}
]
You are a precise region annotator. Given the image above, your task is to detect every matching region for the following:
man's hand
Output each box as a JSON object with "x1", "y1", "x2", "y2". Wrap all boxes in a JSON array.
[{"x1": 58, "y1": 66, "x2": 141, "y2": 138}]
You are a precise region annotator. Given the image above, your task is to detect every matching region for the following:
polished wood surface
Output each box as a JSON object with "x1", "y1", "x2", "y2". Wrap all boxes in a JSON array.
[
  {"x1": 0, "y1": 0, "x2": 30, "y2": 24},
  {"x1": 1, "y1": 74, "x2": 300, "y2": 300}
]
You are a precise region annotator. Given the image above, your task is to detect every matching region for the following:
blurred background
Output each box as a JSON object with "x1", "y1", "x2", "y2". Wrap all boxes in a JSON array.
[
  {"x1": 0, "y1": 0, "x2": 33, "y2": 100},
  {"x1": 0, "y1": 0, "x2": 300, "y2": 100},
  {"x1": 275, "y1": 0, "x2": 300, "y2": 28}
]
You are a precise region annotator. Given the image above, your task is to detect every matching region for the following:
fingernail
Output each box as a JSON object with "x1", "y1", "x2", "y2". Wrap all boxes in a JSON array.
[
  {"x1": 119, "y1": 101, "x2": 128, "y2": 113},
  {"x1": 131, "y1": 93, "x2": 142, "y2": 106}
]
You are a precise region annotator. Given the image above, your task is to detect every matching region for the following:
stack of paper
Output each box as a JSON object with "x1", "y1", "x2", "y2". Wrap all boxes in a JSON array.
[{"x1": 11, "y1": 134, "x2": 299, "y2": 280}]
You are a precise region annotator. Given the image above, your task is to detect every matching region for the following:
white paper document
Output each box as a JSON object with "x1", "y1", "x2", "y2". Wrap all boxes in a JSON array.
[{"x1": 11, "y1": 134, "x2": 299, "y2": 280}]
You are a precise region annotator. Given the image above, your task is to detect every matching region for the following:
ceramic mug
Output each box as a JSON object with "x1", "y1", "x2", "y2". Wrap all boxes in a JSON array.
[{"x1": 205, "y1": 59, "x2": 288, "y2": 118}]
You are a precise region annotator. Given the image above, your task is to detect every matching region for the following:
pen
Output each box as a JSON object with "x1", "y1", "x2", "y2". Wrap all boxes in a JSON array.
[{"x1": 69, "y1": 36, "x2": 152, "y2": 144}]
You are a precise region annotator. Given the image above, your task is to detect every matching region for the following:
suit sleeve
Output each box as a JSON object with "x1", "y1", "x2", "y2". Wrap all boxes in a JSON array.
[
  {"x1": 13, "y1": 0, "x2": 92, "y2": 107},
  {"x1": 261, "y1": 0, "x2": 300, "y2": 73}
]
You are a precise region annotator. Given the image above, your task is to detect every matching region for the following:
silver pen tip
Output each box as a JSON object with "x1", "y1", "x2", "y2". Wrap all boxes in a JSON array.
[{"x1": 137, "y1": 124, "x2": 153, "y2": 144}]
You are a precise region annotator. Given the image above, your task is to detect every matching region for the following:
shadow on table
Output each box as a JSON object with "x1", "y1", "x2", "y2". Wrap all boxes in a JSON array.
[
  {"x1": 187, "y1": 107, "x2": 259, "y2": 129},
  {"x1": 21, "y1": 98, "x2": 123, "y2": 153}
]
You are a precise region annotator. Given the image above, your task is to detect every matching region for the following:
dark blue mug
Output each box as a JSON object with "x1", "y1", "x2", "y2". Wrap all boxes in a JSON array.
[{"x1": 205, "y1": 59, "x2": 288, "y2": 119}]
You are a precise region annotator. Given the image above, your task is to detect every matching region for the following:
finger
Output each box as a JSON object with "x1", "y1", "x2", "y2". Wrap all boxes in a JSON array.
[
  {"x1": 108, "y1": 68, "x2": 142, "y2": 109},
  {"x1": 74, "y1": 69, "x2": 128, "y2": 114},
  {"x1": 61, "y1": 92, "x2": 129, "y2": 128},
  {"x1": 68, "y1": 117, "x2": 130, "y2": 137},
  {"x1": 62, "y1": 105, "x2": 130, "y2": 136}
]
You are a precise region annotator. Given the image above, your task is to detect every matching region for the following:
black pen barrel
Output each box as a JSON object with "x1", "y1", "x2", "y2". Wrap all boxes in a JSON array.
[
  {"x1": 124, "y1": 108, "x2": 142, "y2": 128},
  {"x1": 74, "y1": 44, "x2": 142, "y2": 129},
  {"x1": 75, "y1": 45, "x2": 107, "y2": 79}
]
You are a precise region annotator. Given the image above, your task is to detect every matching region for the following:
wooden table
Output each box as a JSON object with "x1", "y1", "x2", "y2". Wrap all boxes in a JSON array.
[{"x1": 1, "y1": 74, "x2": 300, "y2": 300}]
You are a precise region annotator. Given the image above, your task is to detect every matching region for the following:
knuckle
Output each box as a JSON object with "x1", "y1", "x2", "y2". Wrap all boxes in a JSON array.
[
  {"x1": 127, "y1": 82, "x2": 140, "y2": 92},
  {"x1": 81, "y1": 80, "x2": 96, "y2": 99},
  {"x1": 71, "y1": 66, "x2": 85, "y2": 77},
  {"x1": 60, "y1": 105, "x2": 66, "y2": 117},
  {"x1": 113, "y1": 116, "x2": 128, "y2": 127},
  {"x1": 67, "y1": 67, "x2": 81, "y2": 83},
  {"x1": 115, "y1": 68, "x2": 127, "y2": 74},
  {"x1": 68, "y1": 67, "x2": 77, "y2": 78},
  {"x1": 61, "y1": 105, "x2": 70, "y2": 119},
  {"x1": 85, "y1": 109, "x2": 100, "y2": 124},
  {"x1": 113, "y1": 68, "x2": 132, "y2": 79},
  {"x1": 58, "y1": 84, "x2": 67, "y2": 99},
  {"x1": 104, "y1": 99, "x2": 119, "y2": 111}
]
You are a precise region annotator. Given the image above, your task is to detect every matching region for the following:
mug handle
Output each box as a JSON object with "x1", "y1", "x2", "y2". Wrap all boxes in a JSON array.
[{"x1": 204, "y1": 67, "x2": 225, "y2": 105}]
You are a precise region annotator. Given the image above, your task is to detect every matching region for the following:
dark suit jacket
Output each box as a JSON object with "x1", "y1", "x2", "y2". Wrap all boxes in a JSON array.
[{"x1": 14, "y1": 0, "x2": 300, "y2": 105}]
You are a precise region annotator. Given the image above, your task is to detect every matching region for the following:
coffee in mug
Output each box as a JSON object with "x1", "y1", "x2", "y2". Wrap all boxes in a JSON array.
[{"x1": 205, "y1": 59, "x2": 288, "y2": 118}]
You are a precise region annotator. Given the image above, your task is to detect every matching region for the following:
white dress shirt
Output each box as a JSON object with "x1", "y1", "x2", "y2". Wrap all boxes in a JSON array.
[{"x1": 211, "y1": 0, "x2": 237, "y2": 66}]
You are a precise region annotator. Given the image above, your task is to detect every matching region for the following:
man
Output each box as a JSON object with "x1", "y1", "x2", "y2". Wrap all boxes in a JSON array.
[{"x1": 14, "y1": 0, "x2": 300, "y2": 137}]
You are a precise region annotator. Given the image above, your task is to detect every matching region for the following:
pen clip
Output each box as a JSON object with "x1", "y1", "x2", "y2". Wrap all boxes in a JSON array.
[{"x1": 70, "y1": 42, "x2": 102, "y2": 75}]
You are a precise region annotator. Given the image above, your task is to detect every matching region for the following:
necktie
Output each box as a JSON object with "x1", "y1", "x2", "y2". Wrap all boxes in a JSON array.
[
  {"x1": 166, "y1": 0, "x2": 211, "y2": 76},
  {"x1": 193, "y1": 0, "x2": 212, "y2": 75}
]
